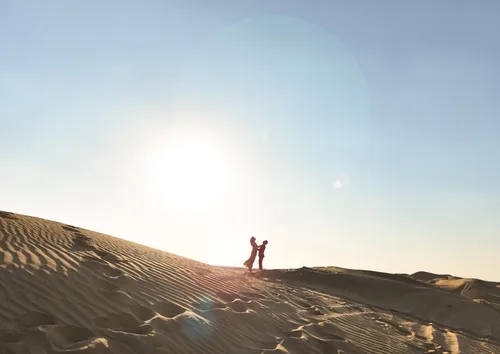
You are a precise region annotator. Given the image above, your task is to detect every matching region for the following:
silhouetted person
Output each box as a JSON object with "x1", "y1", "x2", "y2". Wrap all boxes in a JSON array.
[
  {"x1": 243, "y1": 236, "x2": 259, "y2": 272},
  {"x1": 258, "y1": 240, "x2": 268, "y2": 271}
]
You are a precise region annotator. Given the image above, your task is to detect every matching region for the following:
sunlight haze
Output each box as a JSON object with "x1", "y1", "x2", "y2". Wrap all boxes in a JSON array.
[{"x1": 1, "y1": 1, "x2": 499, "y2": 280}]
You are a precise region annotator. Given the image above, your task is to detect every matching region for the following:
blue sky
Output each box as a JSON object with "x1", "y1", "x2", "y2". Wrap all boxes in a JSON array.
[{"x1": 1, "y1": 1, "x2": 499, "y2": 280}]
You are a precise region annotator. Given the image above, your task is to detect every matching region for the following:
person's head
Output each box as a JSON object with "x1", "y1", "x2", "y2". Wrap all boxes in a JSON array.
[
  {"x1": 250, "y1": 236, "x2": 256, "y2": 243},
  {"x1": 263, "y1": 240, "x2": 268, "y2": 245}
]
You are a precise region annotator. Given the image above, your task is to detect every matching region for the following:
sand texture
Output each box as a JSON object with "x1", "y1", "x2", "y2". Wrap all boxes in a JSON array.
[{"x1": 1, "y1": 210, "x2": 499, "y2": 354}]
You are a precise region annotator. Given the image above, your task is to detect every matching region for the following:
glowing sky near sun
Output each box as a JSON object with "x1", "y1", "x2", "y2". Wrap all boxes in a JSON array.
[{"x1": 1, "y1": 1, "x2": 499, "y2": 280}]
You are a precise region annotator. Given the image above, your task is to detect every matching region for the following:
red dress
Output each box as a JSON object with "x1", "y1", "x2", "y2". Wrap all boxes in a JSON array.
[{"x1": 243, "y1": 240, "x2": 258, "y2": 269}]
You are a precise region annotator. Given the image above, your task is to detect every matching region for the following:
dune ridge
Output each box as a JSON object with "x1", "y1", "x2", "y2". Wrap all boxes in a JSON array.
[{"x1": 1, "y1": 210, "x2": 499, "y2": 353}]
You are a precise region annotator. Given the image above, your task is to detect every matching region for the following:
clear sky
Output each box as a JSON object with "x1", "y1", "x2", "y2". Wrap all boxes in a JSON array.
[{"x1": 2, "y1": 1, "x2": 499, "y2": 280}]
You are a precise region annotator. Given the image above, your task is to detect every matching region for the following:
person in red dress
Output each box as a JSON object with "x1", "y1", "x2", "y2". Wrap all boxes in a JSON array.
[{"x1": 243, "y1": 236, "x2": 259, "y2": 272}]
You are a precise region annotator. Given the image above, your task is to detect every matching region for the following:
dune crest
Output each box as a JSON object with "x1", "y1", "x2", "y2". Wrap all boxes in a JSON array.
[{"x1": 1, "y1": 211, "x2": 499, "y2": 353}]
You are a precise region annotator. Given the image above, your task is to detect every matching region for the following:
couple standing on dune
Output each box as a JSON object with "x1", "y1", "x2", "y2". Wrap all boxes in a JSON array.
[{"x1": 243, "y1": 236, "x2": 268, "y2": 272}]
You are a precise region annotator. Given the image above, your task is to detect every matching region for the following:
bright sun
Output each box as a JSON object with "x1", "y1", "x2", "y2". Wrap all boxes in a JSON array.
[{"x1": 150, "y1": 131, "x2": 231, "y2": 211}]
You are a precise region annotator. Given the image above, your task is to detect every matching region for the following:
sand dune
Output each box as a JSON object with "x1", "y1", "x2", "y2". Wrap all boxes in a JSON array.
[{"x1": 0, "y1": 211, "x2": 499, "y2": 353}]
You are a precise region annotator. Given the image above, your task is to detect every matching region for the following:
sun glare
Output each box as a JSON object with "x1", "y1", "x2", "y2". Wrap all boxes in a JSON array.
[{"x1": 150, "y1": 131, "x2": 232, "y2": 211}]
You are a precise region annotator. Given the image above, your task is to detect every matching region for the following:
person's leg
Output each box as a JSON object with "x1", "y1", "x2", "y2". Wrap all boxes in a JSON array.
[{"x1": 258, "y1": 256, "x2": 263, "y2": 270}]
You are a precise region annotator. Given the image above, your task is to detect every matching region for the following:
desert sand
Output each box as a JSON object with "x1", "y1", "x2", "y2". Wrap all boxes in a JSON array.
[{"x1": 0, "y1": 210, "x2": 499, "y2": 354}]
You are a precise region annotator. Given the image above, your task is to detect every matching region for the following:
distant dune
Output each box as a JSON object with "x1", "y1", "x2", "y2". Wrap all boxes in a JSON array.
[{"x1": 1, "y1": 211, "x2": 499, "y2": 353}]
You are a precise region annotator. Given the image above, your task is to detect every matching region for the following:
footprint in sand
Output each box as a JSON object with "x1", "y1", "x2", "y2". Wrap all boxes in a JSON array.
[
  {"x1": 71, "y1": 234, "x2": 95, "y2": 251},
  {"x1": 1, "y1": 324, "x2": 104, "y2": 353},
  {"x1": 129, "y1": 305, "x2": 157, "y2": 322},
  {"x1": 227, "y1": 299, "x2": 250, "y2": 313},
  {"x1": 44, "y1": 324, "x2": 110, "y2": 352},
  {"x1": 372, "y1": 316, "x2": 414, "y2": 337},
  {"x1": 93, "y1": 249, "x2": 126, "y2": 263},
  {"x1": 215, "y1": 291, "x2": 254, "y2": 303},
  {"x1": 61, "y1": 224, "x2": 82, "y2": 233},
  {"x1": 209, "y1": 292, "x2": 259, "y2": 313},
  {"x1": 5, "y1": 312, "x2": 102, "y2": 354},
  {"x1": 308, "y1": 307, "x2": 325, "y2": 316},
  {"x1": 275, "y1": 323, "x2": 354, "y2": 354},
  {"x1": 71, "y1": 233, "x2": 126, "y2": 265},
  {"x1": 153, "y1": 301, "x2": 186, "y2": 318},
  {"x1": 242, "y1": 291, "x2": 266, "y2": 300},
  {"x1": 92, "y1": 277, "x2": 121, "y2": 292},
  {"x1": 80, "y1": 254, "x2": 106, "y2": 263},
  {"x1": 46, "y1": 325, "x2": 95, "y2": 344},
  {"x1": 80, "y1": 259, "x2": 125, "y2": 279},
  {"x1": 281, "y1": 322, "x2": 347, "y2": 343},
  {"x1": 145, "y1": 302, "x2": 219, "y2": 341},
  {"x1": 190, "y1": 295, "x2": 226, "y2": 312},
  {"x1": 93, "y1": 312, "x2": 153, "y2": 335},
  {"x1": 305, "y1": 322, "x2": 348, "y2": 342},
  {"x1": 296, "y1": 300, "x2": 313, "y2": 309},
  {"x1": 281, "y1": 329, "x2": 303, "y2": 338}
]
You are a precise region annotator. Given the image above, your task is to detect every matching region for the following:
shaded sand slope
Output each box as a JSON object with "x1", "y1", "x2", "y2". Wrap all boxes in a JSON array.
[
  {"x1": 412, "y1": 271, "x2": 500, "y2": 299},
  {"x1": 265, "y1": 267, "x2": 500, "y2": 353},
  {"x1": 0, "y1": 211, "x2": 499, "y2": 354},
  {"x1": 410, "y1": 271, "x2": 500, "y2": 317}
]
